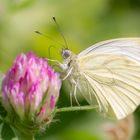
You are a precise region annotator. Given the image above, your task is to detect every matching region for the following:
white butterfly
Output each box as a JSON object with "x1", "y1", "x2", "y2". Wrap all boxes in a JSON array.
[{"x1": 58, "y1": 38, "x2": 140, "y2": 120}]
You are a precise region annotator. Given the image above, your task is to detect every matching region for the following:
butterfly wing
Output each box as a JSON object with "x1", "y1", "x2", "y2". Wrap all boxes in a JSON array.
[{"x1": 77, "y1": 38, "x2": 140, "y2": 119}]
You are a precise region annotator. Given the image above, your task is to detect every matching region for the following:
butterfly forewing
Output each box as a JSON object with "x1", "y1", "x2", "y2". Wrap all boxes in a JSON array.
[{"x1": 76, "y1": 38, "x2": 140, "y2": 119}]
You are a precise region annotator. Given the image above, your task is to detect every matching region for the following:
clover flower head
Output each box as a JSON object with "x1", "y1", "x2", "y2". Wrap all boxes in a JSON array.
[{"x1": 1, "y1": 52, "x2": 61, "y2": 133}]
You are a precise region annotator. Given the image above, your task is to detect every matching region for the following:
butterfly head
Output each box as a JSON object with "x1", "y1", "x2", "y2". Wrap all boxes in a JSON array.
[{"x1": 61, "y1": 48, "x2": 72, "y2": 59}]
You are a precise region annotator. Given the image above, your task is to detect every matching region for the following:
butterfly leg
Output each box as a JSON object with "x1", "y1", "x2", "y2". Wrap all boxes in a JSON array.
[
  {"x1": 47, "y1": 58, "x2": 62, "y2": 65},
  {"x1": 86, "y1": 81, "x2": 92, "y2": 104},
  {"x1": 74, "y1": 82, "x2": 80, "y2": 106},
  {"x1": 63, "y1": 67, "x2": 73, "y2": 81},
  {"x1": 69, "y1": 82, "x2": 80, "y2": 106},
  {"x1": 70, "y1": 86, "x2": 73, "y2": 106}
]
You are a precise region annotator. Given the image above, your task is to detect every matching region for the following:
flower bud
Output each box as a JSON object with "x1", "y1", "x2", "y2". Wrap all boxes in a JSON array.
[{"x1": 1, "y1": 52, "x2": 61, "y2": 133}]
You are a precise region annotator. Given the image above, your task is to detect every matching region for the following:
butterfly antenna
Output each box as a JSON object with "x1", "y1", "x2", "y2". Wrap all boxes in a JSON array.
[
  {"x1": 35, "y1": 30, "x2": 64, "y2": 48},
  {"x1": 52, "y1": 16, "x2": 69, "y2": 49}
]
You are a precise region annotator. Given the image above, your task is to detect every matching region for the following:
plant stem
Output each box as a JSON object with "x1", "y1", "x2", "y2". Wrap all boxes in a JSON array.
[
  {"x1": 12, "y1": 127, "x2": 35, "y2": 140},
  {"x1": 56, "y1": 105, "x2": 98, "y2": 113},
  {"x1": 17, "y1": 134, "x2": 35, "y2": 140}
]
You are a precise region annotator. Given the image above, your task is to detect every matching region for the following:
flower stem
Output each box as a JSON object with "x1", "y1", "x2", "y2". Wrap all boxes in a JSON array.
[
  {"x1": 12, "y1": 127, "x2": 35, "y2": 140},
  {"x1": 17, "y1": 134, "x2": 35, "y2": 140},
  {"x1": 56, "y1": 105, "x2": 98, "y2": 113}
]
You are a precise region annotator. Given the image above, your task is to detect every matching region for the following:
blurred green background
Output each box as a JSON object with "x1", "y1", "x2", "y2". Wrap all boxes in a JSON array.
[{"x1": 1, "y1": 0, "x2": 140, "y2": 140}]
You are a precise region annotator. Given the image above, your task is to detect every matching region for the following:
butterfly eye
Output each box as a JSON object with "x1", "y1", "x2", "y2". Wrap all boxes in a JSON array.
[{"x1": 62, "y1": 49, "x2": 71, "y2": 59}]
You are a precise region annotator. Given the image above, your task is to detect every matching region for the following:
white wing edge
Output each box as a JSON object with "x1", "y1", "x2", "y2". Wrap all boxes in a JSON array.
[{"x1": 78, "y1": 38, "x2": 140, "y2": 58}]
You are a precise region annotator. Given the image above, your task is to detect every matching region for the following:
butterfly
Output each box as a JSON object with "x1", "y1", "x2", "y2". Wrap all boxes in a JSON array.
[{"x1": 58, "y1": 38, "x2": 140, "y2": 120}]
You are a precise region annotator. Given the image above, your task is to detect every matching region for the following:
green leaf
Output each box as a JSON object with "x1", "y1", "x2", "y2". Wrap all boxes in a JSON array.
[
  {"x1": 1, "y1": 123, "x2": 15, "y2": 140},
  {"x1": 0, "y1": 103, "x2": 7, "y2": 118},
  {"x1": 0, "y1": 120, "x2": 3, "y2": 125}
]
